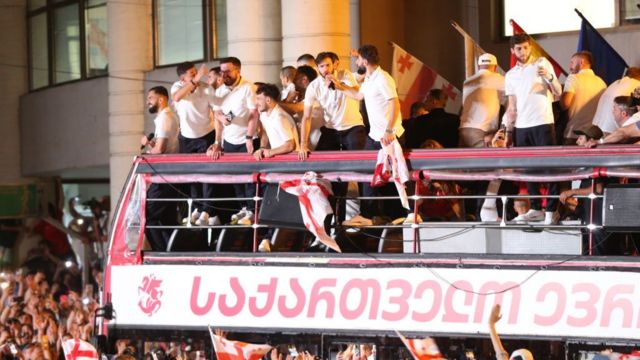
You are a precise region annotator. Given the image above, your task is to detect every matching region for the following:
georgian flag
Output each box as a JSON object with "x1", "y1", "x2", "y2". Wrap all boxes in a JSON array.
[
  {"x1": 371, "y1": 140, "x2": 410, "y2": 210},
  {"x1": 395, "y1": 330, "x2": 446, "y2": 360},
  {"x1": 391, "y1": 42, "x2": 461, "y2": 118},
  {"x1": 208, "y1": 327, "x2": 272, "y2": 360},
  {"x1": 281, "y1": 172, "x2": 341, "y2": 253},
  {"x1": 62, "y1": 338, "x2": 99, "y2": 360}
]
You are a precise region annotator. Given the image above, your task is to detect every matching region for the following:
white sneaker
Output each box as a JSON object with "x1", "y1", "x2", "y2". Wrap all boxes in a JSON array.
[
  {"x1": 182, "y1": 208, "x2": 200, "y2": 225},
  {"x1": 513, "y1": 209, "x2": 544, "y2": 222},
  {"x1": 480, "y1": 206, "x2": 499, "y2": 222},
  {"x1": 208, "y1": 215, "x2": 221, "y2": 226},
  {"x1": 237, "y1": 210, "x2": 254, "y2": 225},
  {"x1": 231, "y1": 207, "x2": 250, "y2": 225},
  {"x1": 195, "y1": 211, "x2": 210, "y2": 226},
  {"x1": 403, "y1": 213, "x2": 423, "y2": 224},
  {"x1": 544, "y1": 211, "x2": 560, "y2": 225},
  {"x1": 258, "y1": 239, "x2": 271, "y2": 252},
  {"x1": 342, "y1": 214, "x2": 373, "y2": 226}
]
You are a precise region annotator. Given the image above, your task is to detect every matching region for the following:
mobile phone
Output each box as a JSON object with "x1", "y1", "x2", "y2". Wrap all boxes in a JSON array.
[{"x1": 9, "y1": 343, "x2": 18, "y2": 355}]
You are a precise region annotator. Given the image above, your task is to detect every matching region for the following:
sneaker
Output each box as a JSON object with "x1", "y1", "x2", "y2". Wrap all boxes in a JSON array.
[
  {"x1": 237, "y1": 210, "x2": 254, "y2": 225},
  {"x1": 208, "y1": 215, "x2": 221, "y2": 226},
  {"x1": 403, "y1": 213, "x2": 423, "y2": 224},
  {"x1": 342, "y1": 214, "x2": 373, "y2": 226},
  {"x1": 182, "y1": 209, "x2": 200, "y2": 225},
  {"x1": 231, "y1": 207, "x2": 250, "y2": 225},
  {"x1": 544, "y1": 211, "x2": 560, "y2": 225},
  {"x1": 480, "y1": 206, "x2": 499, "y2": 222},
  {"x1": 195, "y1": 211, "x2": 210, "y2": 226},
  {"x1": 258, "y1": 239, "x2": 271, "y2": 252},
  {"x1": 512, "y1": 209, "x2": 544, "y2": 222}
]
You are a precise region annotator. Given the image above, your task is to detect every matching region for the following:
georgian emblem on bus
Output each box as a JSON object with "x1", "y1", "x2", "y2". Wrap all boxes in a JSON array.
[{"x1": 138, "y1": 274, "x2": 164, "y2": 316}]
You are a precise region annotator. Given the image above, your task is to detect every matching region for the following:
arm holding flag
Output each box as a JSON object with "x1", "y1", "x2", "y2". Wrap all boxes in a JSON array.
[{"x1": 382, "y1": 97, "x2": 401, "y2": 146}]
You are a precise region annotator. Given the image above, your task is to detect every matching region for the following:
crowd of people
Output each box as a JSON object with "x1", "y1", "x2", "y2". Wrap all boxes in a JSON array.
[{"x1": 140, "y1": 37, "x2": 640, "y2": 254}]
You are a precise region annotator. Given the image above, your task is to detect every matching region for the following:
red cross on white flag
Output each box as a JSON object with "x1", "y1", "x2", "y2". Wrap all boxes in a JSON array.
[
  {"x1": 62, "y1": 338, "x2": 99, "y2": 360},
  {"x1": 391, "y1": 43, "x2": 461, "y2": 118},
  {"x1": 208, "y1": 326, "x2": 272, "y2": 360}
]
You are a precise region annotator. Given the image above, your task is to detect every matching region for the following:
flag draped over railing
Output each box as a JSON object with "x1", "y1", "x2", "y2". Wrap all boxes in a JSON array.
[
  {"x1": 575, "y1": 8, "x2": 629, "y2": 85},
  {"x1": 390, "y1": 42, "x2": 461, "y2": 118},
  {"x1": 395, "y1": 330, "x2": 446, "y2": 360},
  {"x1": 208, "y1": 326, "x2": 272, "y2": 360},
  {"x1": 509, "y1": 19, "x2": 567, "y2": 78}
]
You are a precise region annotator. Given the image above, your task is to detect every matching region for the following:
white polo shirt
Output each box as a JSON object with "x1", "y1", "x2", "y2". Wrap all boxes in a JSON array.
[
  {"x1": 153, "y1": 107, "x2": 179, "y2": 154},
  {"x1": 563, "y1": 69, "x2": 606, "y2": 138},
  {"x1": 459, "y1": 69, "x2": 505, "y2": 132},
  {"x1": 304, "y1": 69, "x2": 363, "y2": 131},
  {"x1": 260, "y1": 104, "x2": 299, "y2": 151},
  {"x1": 212, "y1": 78, "x2": 257, "y2": 145},
  {"x1": 505, "y1": 57, "x2": 556, "y2": 128},
  {"x1": 170, "y1": 80, "x2": 214, "y2": 139},
  {"x1": 359, "y1": 66, "x2": 404, "y2": 140},
  {"x1": 592, "y1": 76, "x2": 640, "y2": 134},
  {"x1": 206, "y1": 85, "x2": 230, "y2": 109}
]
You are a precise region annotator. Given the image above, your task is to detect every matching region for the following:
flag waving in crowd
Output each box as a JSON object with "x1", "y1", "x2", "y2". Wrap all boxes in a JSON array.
[
  {"x1": 62, "y1": 338, "x2": 99, "y2": 360},
  {"x1": 509, "y1": 19, "x2": 567, "y2": 78},
  {"x1": 391, "y1": 42, "x2": 462, "y2": 118},
  {"x1": 208, "y1": 326, "x2": 272, "y2": 360},
  {"x1": 395, "y1": 330, "x2": 446, "y2": 360}
]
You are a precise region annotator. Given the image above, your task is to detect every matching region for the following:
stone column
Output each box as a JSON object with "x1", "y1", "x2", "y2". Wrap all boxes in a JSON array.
[
  {"x1": 226, "y1": 0, "x2": 282, "y2": 85},
  {"x1": 281, "y1": 0, "x2": 351, "y2": 67},
  {"x1": 0, "y1": 0, "x2": 27, "y2": 182},
  {"x1": 108, "y1": 0, "x2": 152, "y2": 212}
]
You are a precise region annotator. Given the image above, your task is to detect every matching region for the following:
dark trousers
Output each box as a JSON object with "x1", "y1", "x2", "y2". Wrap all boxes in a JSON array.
[
  {"x1": 316, "y1": 125, "x2": 366, "y2": 222},
  {"x1": 361, "y1": 135, "x2": 409, "y2": 220},
  {"x1": 224, "y1": 139, "x2": 260, "y2": 209},
  {"x1": 179, "y1": 130, "x2": 216, "y2": 214},
  {"x1": 514, "y1": 124, "x2": 558, "y2": 211},
  {"x1": 145, "y1": 183, "x2": 178, "y2": 251}
]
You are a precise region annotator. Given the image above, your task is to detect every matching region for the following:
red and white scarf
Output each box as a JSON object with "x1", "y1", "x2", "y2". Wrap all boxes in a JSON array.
[
  {"x1": 280, "y1": 172, "x2": 341, "y2": 252},
  {"x1": 371, "y1": 140, "x2": 410, "y2": 210}
]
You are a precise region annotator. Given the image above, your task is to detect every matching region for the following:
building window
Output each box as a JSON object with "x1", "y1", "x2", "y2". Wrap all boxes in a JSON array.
[
  {"x1": 27, "y1": 0, "x2": 108, "y2": 91},
  {"x1": 621, "y1": 0, "x2": 640, "y2": 23},
  {"x1": 153, "y1": 0, "x2": 227, "y2": 67}
]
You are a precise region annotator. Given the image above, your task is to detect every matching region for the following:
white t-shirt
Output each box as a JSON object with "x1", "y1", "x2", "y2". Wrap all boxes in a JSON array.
[
  {"x1": 206, "y1": 85, "x2": 230, "y2": 109},
  {"x1": 592, "y1": 76, "x2": 640, "y2": 134},
  {"x1": 359, "y1": 66, "x2": 404, "y2": 140},
  {"x1": 562, "y1": 69, "x2": 606, "y2": 138},
  {"x1": 212, "y1": 78, "x2": 257, "y2": 145},
  {"x1": 260, "y1": 104, "x2": 299, "y2": 151},
  {"x1": 505, "y1": 57, "x2": 556, "y2": 128},
  {"x1": 281, "y1": 83, "x2": 295, "y2": 101},
  {"x1": 170, "y1": 80, "x2": 214, "y2": 139},
  {"x1": 153, "y1": 107, "x2": 179, "y2": 154},
  {"x1": 459, "y1": 69, "x2": 505, "y2": 132},
  {"x1": 621, "y1": 112, "x2": 640, "y2": 127},
  {"x1": 304, "y1": 69, "x2": 363, "y2": 131}
]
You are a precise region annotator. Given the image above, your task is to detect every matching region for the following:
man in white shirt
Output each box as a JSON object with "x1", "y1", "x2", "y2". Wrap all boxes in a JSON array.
[
  {"x1": 591, "y1": 67, "x2": 640, "y2": 135},
  {"x1": 207, "y1": 57, "x2": 259, "y2": 225},
  {"x1": 141, "y1": 86, "x2": 179, "y2": 250},
  {"x1": 171, "y1": 61, "x2": 218, "y2": 225},
  {"x1": 504, "y1": 33, "x2": 562, "y2": 224},
  {"x1": 459, "y1": 53, "x2": 505, "y2": 148},
  {"x1": 254, "y1": 83, "x2": 299, "y2": 160},
  {"x1": 333, "y1": 44, "x2": 406, "y2": 223},
  {"x1": 559, "y1": 51, "x2": 606, "y2": 144}
]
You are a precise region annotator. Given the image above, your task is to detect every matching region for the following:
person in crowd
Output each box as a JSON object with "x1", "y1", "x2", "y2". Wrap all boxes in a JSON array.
[
  {"x1": 592, "y1": 67, "x2": 640, "y2": 135},
  {"x1": 280, "y1": 66, "x2": 297, "y2": 102},
  {"x1": 406, "y1": 89, "x2": 460, "y2": 149},
  {"x1": 332, "y1": 44, "x2": 407, "y2": 224},
  {"x1": 417, "y1": 140, "x2": 463, "y2": 221},
  {"x1": 586, "y1": 95, "x2": 640, "y2": 146},
  {"x1": 559, "y1": 51, "x2": 606, "y2": 145},
  {"x1": 296, "y1": 53, "x2": 317, "y2": 70},
  {"x1": 141, "y1": 86, "x2": 180, "y2": 250},
  {"x1": 206, "y1": 66, "x2": 227, "y2": 108},
  {"x1": 459, "y1": 53, "x2": 505, "y2": 148},
  {"x1": 171, "y1": 61, "x2": 218, "y2": 226},
  {"x1": 254, "y1": 83, "x2": 300, "y2": 161},
  {"x1": 503, "y1": 33, "x2": 562, "y2": 224},
  {"x1": 207, "y1": 57, "x2": 260, "y2": 225},
  {"x1": 489, "y1": 304, "x2": 535, "y2": 360},
  {"x1": 409, "y1": 101, "x2": 428, "y2": 119}
]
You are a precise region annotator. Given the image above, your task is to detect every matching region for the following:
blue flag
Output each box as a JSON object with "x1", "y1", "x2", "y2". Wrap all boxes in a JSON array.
[{"x1": 576, "y1": 11, "x2": 628, "y2": 85}]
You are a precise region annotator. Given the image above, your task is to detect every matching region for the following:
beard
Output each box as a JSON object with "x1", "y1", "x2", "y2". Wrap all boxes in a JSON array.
[
  {"x1": 357, "y1": 66, "x2": 366, "y2": 75},
  {"x1": 148, "y1": 105, "x2": 158, "y2": 114},
  {"x1": 223, "y1": 76, "x2": 236, "y2": 86}
]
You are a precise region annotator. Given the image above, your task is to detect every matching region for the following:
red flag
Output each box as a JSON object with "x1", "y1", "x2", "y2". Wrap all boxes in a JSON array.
[
  {"x1": 395, "y1": 330, "x2": 446, "y2": 360},
  {"x1": 208, "y1": 327, "x2": 272, "y2": 360},
  {"x1": 391, "y1": 43, "x2": 461, "y2": 118},
  {"x1": 62, "y1": 338, "x2": 99, "y2": 360},
  {"x1": 509, "y1": 19, "x2": 567, "y2": 78}
]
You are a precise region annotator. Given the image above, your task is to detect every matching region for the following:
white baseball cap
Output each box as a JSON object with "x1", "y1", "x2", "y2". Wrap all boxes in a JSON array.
[
  {"x1": 510, "y1": 349, "x2": 534, "y2": 360},
  {"x1": 478, "y1": 53, "x2": 498, "y2": 66}
]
